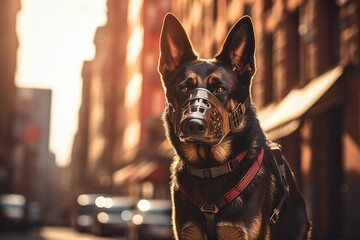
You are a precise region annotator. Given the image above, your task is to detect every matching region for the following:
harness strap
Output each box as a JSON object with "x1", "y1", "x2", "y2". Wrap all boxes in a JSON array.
[
  {"x1": 268, "y1": 142, "x2": 290, "y2": 224},
  {"x1": 223, "y1": 149, "x2": 264, "y2": 202},
  {"x1": 201, "y1": 203, "x2": 219, "y2": 240},
  {"x1": 178, "y1": 145, "x2": 289, "y2": 239},
  {"x1": 179, "y1": 148, "x2": 264, "y2": 240},
  {"x1": 186, "y1": 150, "x2": 248, "y2": 179}
]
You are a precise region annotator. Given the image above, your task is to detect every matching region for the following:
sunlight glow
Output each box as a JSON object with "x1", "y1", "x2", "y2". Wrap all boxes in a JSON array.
[
  {"x1": 123, "y1": 121, "x2": 141, "y2": 151},
  {"x1": 128, "y1": 0, "x2": 143, "y2": 26},
  {"x1": 125, "y1": 73, "x2": 143, "y2": 108},
  {"x1": 126, "y1": 26, "x2": 144, "y2": 65},
  {"x1": 15, "y1": 0, "x2": 107, "y2": 166}
]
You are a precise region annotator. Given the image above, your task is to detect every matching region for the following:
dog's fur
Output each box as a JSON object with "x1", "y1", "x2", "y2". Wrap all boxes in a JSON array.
[{"x1": 158, "y1": 13, "x2": 311, "y2": 240}]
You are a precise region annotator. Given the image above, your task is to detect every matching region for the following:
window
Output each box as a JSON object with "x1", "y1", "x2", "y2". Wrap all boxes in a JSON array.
[
  {"x1": 316, "y1": 0, "x2": 340, "y2": 73},
  {"x1": 285, "y1": 9, "x2": 301, "y2": 91},
  {"x1": 263, "y1": 32, "x2": 273, "y2": 104},
  {"x1": 264, "y1": 0, "x2": 272, "y2": 12},
  {"x1": 244, "y1": 3, "x2": 251, "y2": 16},
  {"x1": 213, "y1": 0, "x2": 218, "y2": 21}
]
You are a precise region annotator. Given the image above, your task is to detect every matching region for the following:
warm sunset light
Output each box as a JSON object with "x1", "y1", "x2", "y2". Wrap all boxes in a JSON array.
[
  {"x1": 15, "y1": 0, "x2": 107, "y2": 166},
  {"x1": 126, "y1": 26, "x2": 144, "y2": 65},
  {"x1": 1, "y1": 0, "x2": 358, "y2": 238}
]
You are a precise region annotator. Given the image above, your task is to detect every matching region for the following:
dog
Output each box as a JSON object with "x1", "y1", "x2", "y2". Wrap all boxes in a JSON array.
[{"x1": 158, "y1": 13, "x2": 311, "y2": 240}]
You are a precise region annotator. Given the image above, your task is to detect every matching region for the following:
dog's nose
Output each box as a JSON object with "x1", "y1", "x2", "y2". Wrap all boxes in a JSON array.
[{"x1": 184, "y1": 119, "x2": 207, "y2": 136}]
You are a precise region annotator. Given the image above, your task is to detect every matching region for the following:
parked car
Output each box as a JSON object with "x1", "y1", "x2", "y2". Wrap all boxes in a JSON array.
[
  {"x1": 27, "y1": 201, "x2": 42, "y2": 226},
  {"x1": 130, "y1": 199, "x2": 173, "y2": 240},
  {"x1": 0, "y1": 194, "x2": 27, "y2": 231},
  {"x1": 91, "y1": 196, "x2": 136, "y2": 237},
  {"x1": 73, "y1": 194, "x2": 100, "y2": 232}
]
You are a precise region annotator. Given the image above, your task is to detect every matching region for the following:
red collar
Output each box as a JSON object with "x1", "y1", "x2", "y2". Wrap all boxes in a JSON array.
[
  {"x1": 180, "y1": 148, "x2": 264, "y2": 206},
  {"x1": 223, "y1": 148, "x2": 264, "y2": 202}
]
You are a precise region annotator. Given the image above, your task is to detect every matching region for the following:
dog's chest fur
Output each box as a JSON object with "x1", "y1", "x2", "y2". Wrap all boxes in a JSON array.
[
  {"x1": 170, "y1": 148, "x2": 274, "y2": 240},
  {"x1": 180, "y1": 221, "x2": 267, "y2": 240}
]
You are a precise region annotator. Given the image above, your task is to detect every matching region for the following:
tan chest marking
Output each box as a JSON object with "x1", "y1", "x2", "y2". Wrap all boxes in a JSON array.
[{"x1": 180, "y1": 219, "x2": 265, "y2": 240}]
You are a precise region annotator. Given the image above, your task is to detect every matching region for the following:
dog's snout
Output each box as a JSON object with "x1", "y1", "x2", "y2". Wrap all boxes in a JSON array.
[
  {"x1": 175, "y1": 88, "x2": 230, "y2": 143},
  {"x1": 184, "y1": 119, "x2": 207, "y2": 136}
]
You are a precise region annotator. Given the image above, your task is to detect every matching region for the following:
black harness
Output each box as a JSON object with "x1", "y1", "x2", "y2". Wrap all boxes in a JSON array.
[
  {"x1": 268, "y1": 142, "x2": 290, "y2": 224},
  {"x1": 179, "y1": 142, "x2": 289, "y2": 240}
]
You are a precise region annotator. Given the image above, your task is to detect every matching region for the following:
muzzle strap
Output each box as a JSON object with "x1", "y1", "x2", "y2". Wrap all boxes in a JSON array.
[
  {"x1": 167, "y1": 102, "x2": 176, "y2": 124},
  {"x1": 229, "y1": 95, "x2": 251, "y2": 133}
]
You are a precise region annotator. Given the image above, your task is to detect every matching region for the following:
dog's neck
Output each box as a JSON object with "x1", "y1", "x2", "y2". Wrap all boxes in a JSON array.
[
  {"x1": 170, "y1": 107, "x2": 265, "y2": 168},
  {"x1": 172, "y1": 145, "x2": 265, "y2": 204},
  {"x1": 184, "y1": 149, "x2": 249, "y2": 179}
]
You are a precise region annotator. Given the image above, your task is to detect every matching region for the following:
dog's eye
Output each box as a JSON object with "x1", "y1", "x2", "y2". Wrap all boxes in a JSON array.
[
  {"x1": 216, "y1": 86, "x2": 225, "y2": 93},
  {"x1": 180, "y1": 86, "x2": 189, "y2": 93}
]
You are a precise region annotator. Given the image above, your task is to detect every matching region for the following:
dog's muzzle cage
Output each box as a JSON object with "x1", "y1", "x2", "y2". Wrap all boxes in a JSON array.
[{"x1": 167, "y1": 88, "x2": 250, "y2": 144}]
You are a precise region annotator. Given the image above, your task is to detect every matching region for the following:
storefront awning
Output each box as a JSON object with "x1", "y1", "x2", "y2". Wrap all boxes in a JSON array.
[
  {"x1": 112, "y1": 141, "x2": 174, "y2": 187},
  {"x1": 112, "y1": 160, "x2": 142, "y2": 185},
  {"x1": 127, "y1": 161, "x2": 159, "y2": 183},
  {"x1": 258, "y1": 65, "x2": 344, "y2": 140},
  {"x1": 113, "y1": 159, "x2": 171, "y2": 186}
]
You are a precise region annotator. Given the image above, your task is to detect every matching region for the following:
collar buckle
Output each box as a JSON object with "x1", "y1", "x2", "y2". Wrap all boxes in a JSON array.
[
  {"x1": 186, "y1": 150, "x2": 248, "y2": 178},
  {"x1": 270, "y1": 208, "x2": 280, "y2": 224},
  {"x1": 200, "y1": 203, "x2": 219, "y2": 214}
]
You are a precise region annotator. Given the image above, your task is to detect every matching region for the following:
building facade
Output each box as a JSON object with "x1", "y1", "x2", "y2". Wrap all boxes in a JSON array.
[
  {"x1": 71, "y1": 0, "x2": 129, "y2": 195},
  {"x1": 0, "y1": 0, "x2": 20, "y2": 194},
  {"x1": 70, "y1": 0, "x2": 359, "y2": 237},
  {"x1": 71, "y1": 0, "x2": 172, "y2": 199},
  {"x1": 172, "y1": 0, "x2": 359, "y2": 239},
  {"x1": 13, "y1": 88, "x2": 58, "y2": 224}
]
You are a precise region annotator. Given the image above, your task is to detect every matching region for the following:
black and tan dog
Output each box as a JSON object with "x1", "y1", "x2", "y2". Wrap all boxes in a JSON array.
[{"x1": 158, "y1": 13, "x2": 311, "y2": 240}]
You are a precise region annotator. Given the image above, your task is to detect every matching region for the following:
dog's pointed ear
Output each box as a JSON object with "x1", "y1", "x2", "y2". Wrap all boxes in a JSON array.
[
  {"x1": 215, "y1": 16, "x2": 256, "y2": 83},
  {"x1": 158, "y1": 13, "x2": 197, "y2": 76}
]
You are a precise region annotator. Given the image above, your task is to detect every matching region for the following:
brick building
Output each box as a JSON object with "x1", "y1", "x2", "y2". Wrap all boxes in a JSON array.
[
  {"x1": 70, "y1": 0, "x2": 129, "y2": 194},
  {"x1": 111, "y1": 0, "x2": 172, "y2": 199},
  {"x1": 171, "y1": 0, "x2": 359, "y2": 239},
  {"x1": 71, "y1": 0, "x2": 172, "y2": 199},
  {"x1": 70, "y1": 0, "x2": 359, "y2": 237},
  {"x1": 0, "y1": 0, "x2": 20, "y2": 194}
]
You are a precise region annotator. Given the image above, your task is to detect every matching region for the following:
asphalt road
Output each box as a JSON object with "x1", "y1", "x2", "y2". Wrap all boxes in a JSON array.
[{"x1": 0, "y1": 227, "x2": 124, "y2": 240}]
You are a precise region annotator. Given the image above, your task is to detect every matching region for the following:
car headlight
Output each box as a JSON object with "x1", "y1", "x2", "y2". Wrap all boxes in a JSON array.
[
  {"x1": 137, "y1": 199, "x2": 150, "y2": 212},
  {"x1": 97, "y1": 212, "x2": 109, "y2": 223},
  {"x1": 121, "y1": 210, "x2": 133, "y2": 221},
  {"x1": 132, "y1": 214, "x2": 143, "y2": 225}
]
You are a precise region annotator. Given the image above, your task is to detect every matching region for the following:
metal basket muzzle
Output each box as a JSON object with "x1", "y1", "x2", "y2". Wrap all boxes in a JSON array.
[
  {"x1": 167, "y1": 88, "x2": 249, "y2": 144},
  {"x1": 170, "y1": 88, "x2": 231, "y2": 144}
]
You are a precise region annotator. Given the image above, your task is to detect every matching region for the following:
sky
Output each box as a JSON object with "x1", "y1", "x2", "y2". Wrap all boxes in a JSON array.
[{"x1": 15, "y1": 0, "x2": 108, "y2": 167}]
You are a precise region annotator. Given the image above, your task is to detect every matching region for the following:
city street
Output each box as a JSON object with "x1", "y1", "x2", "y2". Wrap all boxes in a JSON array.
[{"x1": 0, "y1": 227, "x2": 124, "y2": 240}]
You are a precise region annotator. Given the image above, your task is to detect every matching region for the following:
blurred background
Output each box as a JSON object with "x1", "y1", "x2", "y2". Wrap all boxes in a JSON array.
[{"x1": 0, "y1": 0, "x2": 359, "y2": 239}]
